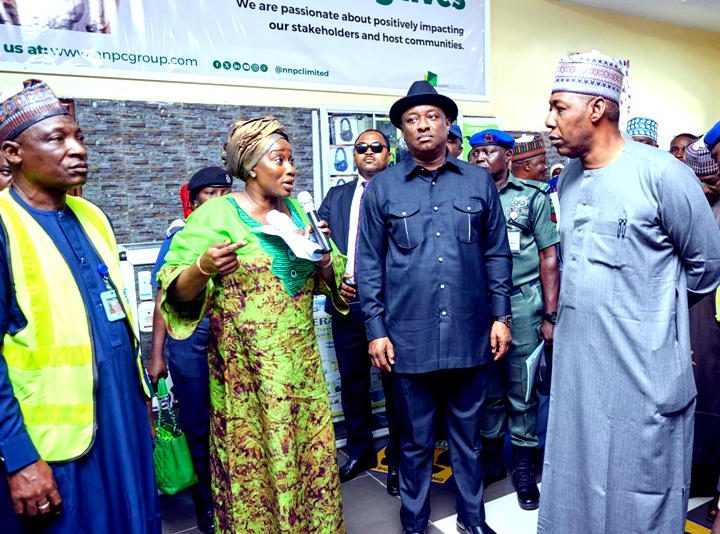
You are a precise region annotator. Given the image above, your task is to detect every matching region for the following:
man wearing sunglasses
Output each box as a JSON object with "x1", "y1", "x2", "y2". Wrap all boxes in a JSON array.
[
  {"x1": 318, "y1": 129, "x2": 400, "y2": 495},
  {"x1": 358, "y1": 81, "x2": 512, "y2": 534},
  {"x1": 469, "y1": 129, "x2": 560, "y2": 512}
]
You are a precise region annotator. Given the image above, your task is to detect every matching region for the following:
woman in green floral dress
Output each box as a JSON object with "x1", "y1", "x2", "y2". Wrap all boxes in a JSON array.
[{"x1": 158, "y1": 117, "x2": 346, "y2": 533}]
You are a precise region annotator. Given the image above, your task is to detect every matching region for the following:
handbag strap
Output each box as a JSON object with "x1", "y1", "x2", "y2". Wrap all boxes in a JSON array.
[{"x1": 155, "y1": 377, "x2": 179, "y2": 432}]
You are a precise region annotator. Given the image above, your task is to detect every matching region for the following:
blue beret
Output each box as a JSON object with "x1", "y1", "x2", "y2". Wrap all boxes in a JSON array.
[
  {"x1": 449, "y1": 123, "x2": 463, "y2": 140},
  {"x1": 469, "y1": 129, "x2": 515, "y2": 150},
  {"x1": 705, "y1": 120, "x2": 720, "y2": 150}
]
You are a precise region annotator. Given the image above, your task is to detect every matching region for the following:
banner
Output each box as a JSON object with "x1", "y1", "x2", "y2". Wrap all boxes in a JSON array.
[{"x1": 0, "y1": 0, "x2": 488, "y2": 98}]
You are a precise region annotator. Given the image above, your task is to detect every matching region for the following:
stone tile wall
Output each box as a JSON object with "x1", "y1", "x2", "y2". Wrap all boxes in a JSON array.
[{"x1": 75, "y1": 99, "x2": 316, "y2": 244}]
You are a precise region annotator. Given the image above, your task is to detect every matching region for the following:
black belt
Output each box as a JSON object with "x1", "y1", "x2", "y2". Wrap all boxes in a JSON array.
[{"x1": 511, "y1": 278, "x2": 540, "y2": 296}]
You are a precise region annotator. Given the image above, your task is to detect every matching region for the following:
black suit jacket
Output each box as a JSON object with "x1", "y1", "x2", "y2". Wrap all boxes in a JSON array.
[
  {"x1": 318, "y1": 179, "x2": 358, "y2": 255},
  {"x1": 318, "y1": 179, "x2": 358, "y2": 315}
]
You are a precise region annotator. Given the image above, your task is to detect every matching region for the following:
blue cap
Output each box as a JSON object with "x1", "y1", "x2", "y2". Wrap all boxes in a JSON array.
[
  {"x1": 188, "y1": 166, "x2": 233, "y2": 192},
  {"x1": 626, "y1": 117, "x2": 658, "y2": 142},
  {"x1": 705, "y1": 120, "x2": 720, "y2": 150},
  {"x1": 469, "y1": 129, "x2": 515, "y2": 150},
  {"x1": 449, "y1": 123, "x2": 463, "y2": 140}
]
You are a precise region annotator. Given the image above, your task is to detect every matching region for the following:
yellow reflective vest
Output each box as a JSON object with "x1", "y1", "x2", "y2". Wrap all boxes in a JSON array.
[{"x1": 0, "y1": 189, "x2": 150, "y2": 462}]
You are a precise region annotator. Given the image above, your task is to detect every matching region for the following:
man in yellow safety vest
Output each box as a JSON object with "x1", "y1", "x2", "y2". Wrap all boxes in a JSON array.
[{"x1": 0, "y1": 79, "x2": 159, "y2": 533}]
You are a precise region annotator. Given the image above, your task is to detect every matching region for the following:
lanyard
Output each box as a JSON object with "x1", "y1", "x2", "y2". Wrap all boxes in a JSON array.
[{"x1": 97, "y1": 262, "x2": 113, "y2": 290}]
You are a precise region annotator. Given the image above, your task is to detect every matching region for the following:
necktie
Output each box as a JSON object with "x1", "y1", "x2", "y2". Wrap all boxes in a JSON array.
[{"x1": 353, "y1": 181, "x2": 367, "y2": 279}]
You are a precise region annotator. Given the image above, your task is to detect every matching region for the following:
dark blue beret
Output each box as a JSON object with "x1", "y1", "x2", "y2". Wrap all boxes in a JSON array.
[
  {"x1": 469, "y1": 129, "x2": 515, "y2": 150},
  {"x1": 188, "y1": 166, "x2": 233, "y2": 192},
  {"x1": 449, "y1": 123, "x2": 463, "y2": 140},
  {"x1": 705, "y1": 120, "x2": 720, "y2": 150}
]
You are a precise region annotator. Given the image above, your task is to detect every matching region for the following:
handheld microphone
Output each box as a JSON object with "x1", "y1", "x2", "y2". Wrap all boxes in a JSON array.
[{"x1": 297, "y1": 191, "x2": 332, "y2": 254}]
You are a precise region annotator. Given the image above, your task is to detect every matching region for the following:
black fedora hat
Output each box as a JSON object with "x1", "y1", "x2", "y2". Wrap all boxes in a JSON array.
[{"x1": 389, "y1": 80, "x2": 458, "y2": 128}]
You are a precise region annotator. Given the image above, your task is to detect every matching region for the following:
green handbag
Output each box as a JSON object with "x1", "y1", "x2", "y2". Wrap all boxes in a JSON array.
[{"x1": 153, "y1": 378, "x2": 198, "y2": 495}]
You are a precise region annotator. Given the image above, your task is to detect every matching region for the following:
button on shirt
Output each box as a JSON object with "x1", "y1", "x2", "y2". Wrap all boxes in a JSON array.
[{"x1": 358, "y1": 156, "x2": 512, "y2": 373}]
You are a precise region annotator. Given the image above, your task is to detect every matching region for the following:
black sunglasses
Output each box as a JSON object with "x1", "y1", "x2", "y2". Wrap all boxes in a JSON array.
[{"x1": 354, "y1": 142, "x2": 387, "y2": 154}]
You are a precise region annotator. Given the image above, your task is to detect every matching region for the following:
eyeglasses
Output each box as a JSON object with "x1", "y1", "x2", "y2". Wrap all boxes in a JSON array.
[{"x1": 354, "y1": 142, "x2": 387, "y2": 154}]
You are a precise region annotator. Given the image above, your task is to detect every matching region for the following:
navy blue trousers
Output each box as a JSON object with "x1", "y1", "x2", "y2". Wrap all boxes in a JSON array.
[
  {"x1": 394, "y1": 365, "x2": 491, "y2": 531},
  {"x1": 166, "y1": 317, "x2": 211, "y2": 517}
]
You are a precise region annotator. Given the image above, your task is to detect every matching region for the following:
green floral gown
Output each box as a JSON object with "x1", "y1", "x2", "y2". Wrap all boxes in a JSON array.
[{"x1": 159, "y1": 195, "x2": 346, "y2": 533}]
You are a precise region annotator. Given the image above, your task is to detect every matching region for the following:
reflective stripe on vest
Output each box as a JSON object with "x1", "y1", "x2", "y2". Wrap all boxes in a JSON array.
[{"x1": 0, "y1": 190, "x2": 148, "y2": 462}]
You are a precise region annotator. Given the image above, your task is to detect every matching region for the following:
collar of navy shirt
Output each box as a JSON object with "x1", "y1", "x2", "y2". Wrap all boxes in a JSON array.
[{"x1": 402, "y1": 152, "x2": 463, "y2": 181}]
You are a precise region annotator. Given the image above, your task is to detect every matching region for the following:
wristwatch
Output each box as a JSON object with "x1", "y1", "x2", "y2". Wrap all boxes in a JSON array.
[
  {"x1": 494, "y1": 315, "x2": 513, "y2": 328},
  {"x1": 542, "y1": 311, "x2": 558, "y2": 325}
]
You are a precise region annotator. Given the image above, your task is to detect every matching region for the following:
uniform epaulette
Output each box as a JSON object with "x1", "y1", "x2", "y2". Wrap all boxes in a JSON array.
[{"x1": 518, "y1": 178, "x2": 551, "y2": 194}]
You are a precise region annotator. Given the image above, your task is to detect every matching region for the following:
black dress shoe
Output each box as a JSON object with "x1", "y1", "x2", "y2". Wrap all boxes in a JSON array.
[
  {"x1": 386, "y1": 466, "x2": 400, "y2": 496},
  {"x1": 706, "y1": 495, "x2": 719, "y2": 525},
  {"x1": 456, "y1": 518, "x2": 497, "y2": 534},
  {"x1": 197, "y1": 509, "x2": 214, "y2": 534},
  {"x1": 339, "y1": 451, "x2": 377, "y2": 482}
]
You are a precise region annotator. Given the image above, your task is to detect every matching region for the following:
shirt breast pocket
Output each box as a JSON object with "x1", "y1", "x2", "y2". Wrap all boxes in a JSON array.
[
  {"x1": 388, "y1": 202, "x2": 424, "y2": 250},
  {"x1": 586, "y1": 219, "x2": 626, "y2": 269},
  {"x1": 453, "y1": 198, "x2": 484, "y2": 244}
]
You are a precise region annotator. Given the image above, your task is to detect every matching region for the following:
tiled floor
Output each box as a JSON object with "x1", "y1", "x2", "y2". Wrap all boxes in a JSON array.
[
  {"x1": 160, "y1": 490, "x2": 202, "y2": 534},
  {"x1": 335, "y1": 444, "x2": 527, "y2": 534},
  {"x1": 161, "y1": 437, "x2": 528, "y2": 534},
  {"x1": 161, "y1": 440, "x2": 717, "y2": 533}
]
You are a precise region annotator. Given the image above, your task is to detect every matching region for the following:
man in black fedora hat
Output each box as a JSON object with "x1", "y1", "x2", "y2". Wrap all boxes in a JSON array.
[{"x1": 358, "y1": 80, "x2": 513, "y2": 534}]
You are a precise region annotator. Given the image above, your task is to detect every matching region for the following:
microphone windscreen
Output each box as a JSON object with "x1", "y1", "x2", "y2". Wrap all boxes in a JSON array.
[{"x1": 297, "y1": 191, "x2": 315, "y2": 212}]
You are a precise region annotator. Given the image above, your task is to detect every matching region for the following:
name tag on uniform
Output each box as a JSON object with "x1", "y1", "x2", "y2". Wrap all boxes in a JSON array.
[
  {"x1": 508, "y1": 230, "x2": 521, "y2": 253},
  {"x1": 100, "y1": 289, "x2": 127, "y2": 322}
]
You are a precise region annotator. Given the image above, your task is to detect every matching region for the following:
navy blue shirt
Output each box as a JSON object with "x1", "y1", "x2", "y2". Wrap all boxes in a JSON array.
[
  {"x1": 150, "y1": 223, "x2": 210, "y2": 360},
  {"x1": 151, "y1": 224, "x2": 183, "y2": 290},
  {"x1": 357, "y1": 155, "x2": 512, "y2": 373}
]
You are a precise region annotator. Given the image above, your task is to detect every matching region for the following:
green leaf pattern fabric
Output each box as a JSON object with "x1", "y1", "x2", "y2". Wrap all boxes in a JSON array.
[{"x1": 158, "y1": 195, "x2": 345, "y2": 533}]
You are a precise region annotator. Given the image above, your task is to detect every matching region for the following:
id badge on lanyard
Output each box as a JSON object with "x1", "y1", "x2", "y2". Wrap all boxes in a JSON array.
[{"x1": 98, "y1": 263, "x2": 126, "y2": 322}]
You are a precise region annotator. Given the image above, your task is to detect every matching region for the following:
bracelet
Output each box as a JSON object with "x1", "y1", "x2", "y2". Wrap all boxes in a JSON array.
[
  {"x1": 319, "y1": 255, "x2": 333, "y2": 269},
  {"x1": 542, "y1": 311, "x2": 558, "y2": 325},
  {"x1": 195, "y1": 256, "x2": 213, "y2": 277}
]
